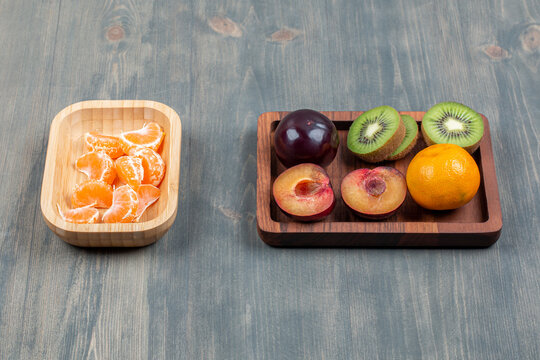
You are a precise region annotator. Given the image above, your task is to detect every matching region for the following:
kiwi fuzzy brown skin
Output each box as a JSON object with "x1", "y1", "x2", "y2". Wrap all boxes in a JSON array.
[
  {"x1": 386, "y1": 129, "x2": 419, "y2": 161},
  {"x1": 421, "y1": 124, "x2": 482, "y2": 154},
  {"x1": 354, "y1": 119, "x2": 406, "y2": 163}
]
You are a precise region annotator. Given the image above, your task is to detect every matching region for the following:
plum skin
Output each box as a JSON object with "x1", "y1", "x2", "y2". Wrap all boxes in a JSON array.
[
  {"x1": 349, "y1": 205, "x2": 399, "y2": 220},
  {"x1": 274, "y1": 109, "x2": 339, "y2": 168},
  {"x1": 283, "y1": 197, "x2": 336, "y2": 222}
]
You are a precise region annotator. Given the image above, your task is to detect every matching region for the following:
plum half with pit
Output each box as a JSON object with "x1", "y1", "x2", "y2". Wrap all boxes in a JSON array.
[
  {"x1": 273, "y1": 163, "x2": 335, "y2": 221},
  {"x1": 274, "y1": 109, "x2": 339, "y2": 167},
  {"x1": 341, "y1": 167, "x2": 407, "y2": 220}
]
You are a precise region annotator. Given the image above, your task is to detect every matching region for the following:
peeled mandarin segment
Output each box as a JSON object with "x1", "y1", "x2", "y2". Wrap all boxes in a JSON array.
[
  {"x1": 129, "y1": 147, "x2": 166, "y2": 187},
  {"x1": 102, "y1": 185, "x2": 138, "y2": 223},
  {"x1": 71, "y1": 180, "x2": 113, "y2": 208},
  {"x1": 57, "y1": 204, "x2": 99, "y2": 224},
  {"x1": 75, "y1": 151, "x2": 116, "y2": 184},
  {"x1": 84, "y1": 132, "x2": 124, "y2": 159},
  {"x1": 115, "y1": 156, "x2": 144, "y2": 190},
  {"x1": 134, "y1": 184, "x2": 161, "y2": 221},
  {"x1": 119, "y1": 122, "x2": 164, "y2": 153}
]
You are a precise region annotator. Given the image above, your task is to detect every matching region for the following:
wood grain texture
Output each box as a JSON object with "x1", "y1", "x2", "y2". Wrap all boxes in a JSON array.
[
  {"x1": 40, "y1": 100, "x2": 181, "y2": 247},
  {"x1": 0, "y1": 0, "x2": 538, "y2": 359},
  {"x1": 257, "y1": 111, "x2": 502, "y2": 247}
]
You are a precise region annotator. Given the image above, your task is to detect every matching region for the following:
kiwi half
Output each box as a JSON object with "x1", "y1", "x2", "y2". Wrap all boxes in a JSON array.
[
  {"x1": 347, "y1": 106, "x2": 405, "y2": 163},
  {"x1": 386, "y1": 115, "x2": 419, "y2": 161},
  {"x1": 421, "y1": 102, "x2": 484, "y2": 154}
]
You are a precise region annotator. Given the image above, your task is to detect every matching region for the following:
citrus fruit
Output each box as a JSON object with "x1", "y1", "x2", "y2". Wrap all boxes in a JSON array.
[
  {"x1": 119, "y1": 122, "x2": 164, "y2": 153},
  {"x1": 84, "y1": 132, "x2": 124, "y2": 159},
  {"x1": 71, "y1": 180, "x2": 113, "y2": 208},
  {"x1": 102, "y1": 185, "x2": 139, "y2": 223},
  {"x1": 76, "y1": 151, "x2": 116, "y2": 184},
  {"x1": 57, "y1": 204, "x2": 99, "y2": 224},
  {"x1": 406, "y1": 143, "x2": 480, "y2": 210},
  {"x1": 134, "y1": 184, "x2": 161, "y2": 221},
  {"x1": 129, "y1": 147, "x2": 166, "y2": 187},
  {"x1": 115, "y1": 156, "x2": 144, "y2": 190}
]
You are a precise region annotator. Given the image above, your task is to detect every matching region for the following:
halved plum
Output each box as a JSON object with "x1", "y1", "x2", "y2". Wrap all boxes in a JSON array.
[
  {"x1": 341, "y1": 167, "x2": 407, "y2": 219},
  {"x1": 272, "y1": 163, "x2": 335, "y2": 221}
]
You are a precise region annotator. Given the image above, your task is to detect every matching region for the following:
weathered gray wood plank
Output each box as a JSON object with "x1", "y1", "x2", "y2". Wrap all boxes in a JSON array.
[{"x1": 0, "y1": 0, "x2": 538, "y2": 359}]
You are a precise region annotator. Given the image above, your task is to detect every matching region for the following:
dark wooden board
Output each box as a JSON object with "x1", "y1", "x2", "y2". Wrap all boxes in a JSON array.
[{"x1": 257, "y1": 111, "x2": 502, "y2": 247}]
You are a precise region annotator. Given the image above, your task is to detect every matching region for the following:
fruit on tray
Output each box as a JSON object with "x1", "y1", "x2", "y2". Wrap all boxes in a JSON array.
[
  {"x1": 130, "y1": 147, "x2": 166, "y2": 187},
  {"x1": 406, "y1": 143, "x2": 480, "y2": 210},
  {"x1": 274, "y1": 109, "x2": 339, "y2": 167},
  {"x1": 76, "y1": 151, "x2": 116, "y2": 184},
  {"x1": 119, "y1": 122, "x2": 165, "y2": 154},
  {"x1": 386, "y1": 115, "x2": 419, "y2": 161},
  {"x1": 341, "y1": 167, "x2": 407, "y2": 219},
  {"x1": 84, "y1": 132, "x2": 124, "y2": 159},
  {"x1": 102, "y1": 185, "x2": 139, "y2": 223},
  {"x1": 421, "y1": 102, "x2": 484, "y2": 154},
  {"x1": 347, "y1": 106, "x2": 405, "y2": 163},
  {"x1": 272, "y1": 163, "x2": 335, "y2": 221},
  {"x1": 57, "y1": 204, "x2": 100, "y2": 224},
  {"x1": 71, "y1": 180, "x2": 113, "y2": 209},
  {"x1": 115, "y1": 156, "x2": 144, "y2": 190}
]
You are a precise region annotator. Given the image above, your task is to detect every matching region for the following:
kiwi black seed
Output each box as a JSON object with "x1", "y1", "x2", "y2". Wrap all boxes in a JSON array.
[
  {"x1": 386, "y1": 115, "x2": 419, "y2": 161},
  {"x1": 421, "y1": 102, "x2": 484, "y2": 154},
  {"x1": 347, "y1": 106, "x2": 405, "y2": 163}
]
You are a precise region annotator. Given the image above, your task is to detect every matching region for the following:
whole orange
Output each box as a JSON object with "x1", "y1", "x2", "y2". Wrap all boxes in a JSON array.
[{"x1": 406, "y1": 144, "x2": 480, "y2": 210}]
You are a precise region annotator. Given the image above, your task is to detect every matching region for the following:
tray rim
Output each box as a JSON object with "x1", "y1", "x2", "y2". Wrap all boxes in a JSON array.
[
  {"x1": 40, "y1": 100, "x2": 181, "y2": 244},
  {"x1": 256, "y1": 110, "x2": 503, "y2": 243}
]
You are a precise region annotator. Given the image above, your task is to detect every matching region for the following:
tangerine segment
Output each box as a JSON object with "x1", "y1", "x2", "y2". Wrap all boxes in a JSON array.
[
  {"x1": 84, "y1": 132, "x2": 124, "y2": 159},
  {"x1": 119, "y1": 122, "x2": 164, "y2": 153},
  {"x1": 57, "y1": 204, "x2": 99, "y2": 224},
  {"x1": 76, "y1": 151, "x2": 116, "y2": 184},
  {"x1": 115, "y1": 156, "x2": 144, "y2": 190},
  {"x1": 102, "y1": 185, "x2": 138, "y2": 223},
  {"x1": 135, "y1": 184, "x2": 161, "y2": 221},
  {"x1": 130, "y1": 147, "x2": 166, "y2": 186},
  {"x1": 71, "y1": 180, "x2": 113, "y2": 208}
]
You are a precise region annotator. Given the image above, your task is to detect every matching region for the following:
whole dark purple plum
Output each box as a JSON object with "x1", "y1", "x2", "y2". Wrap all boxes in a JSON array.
[{"x1": 274, "y1": 109, "x2": 339, "y2": 167}]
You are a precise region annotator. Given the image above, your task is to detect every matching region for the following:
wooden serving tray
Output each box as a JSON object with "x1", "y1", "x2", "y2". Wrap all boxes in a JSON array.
[
  {"x1": 257, "y1": 111, "x2": 502, "y2": 247},
  {"x1": 41, "y1": 100, "x2": 181, "y2": 247}
]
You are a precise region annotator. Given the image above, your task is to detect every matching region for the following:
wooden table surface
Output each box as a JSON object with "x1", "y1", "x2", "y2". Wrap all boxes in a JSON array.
[{"x1": 0, "y1": 0, "x2": 538, "y2": 359}]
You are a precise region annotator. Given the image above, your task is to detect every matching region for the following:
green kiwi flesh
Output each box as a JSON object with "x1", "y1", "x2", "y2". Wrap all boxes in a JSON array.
[
  {"x1": 387, "y1": 115, "x2": 419, "y2": 161},
  {"x1": 347, "y1": 106, "x2": 405, "y2": 163},
  {"x1": 421, "y1": 102, "x2": 484, "y2": 154}
]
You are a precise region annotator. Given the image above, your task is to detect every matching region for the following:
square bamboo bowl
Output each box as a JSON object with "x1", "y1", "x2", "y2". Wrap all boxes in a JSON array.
[
  {"x1": 41, "y1": 100, "x2": 181, "y2": 247},
  {"x1": 257, "y1": 111, "x2": 503, "y2": 247}
]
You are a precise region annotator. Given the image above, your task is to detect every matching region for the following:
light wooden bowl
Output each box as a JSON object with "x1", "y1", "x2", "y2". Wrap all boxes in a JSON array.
[{"x1": 40, "y1": 100, "x2": 182, "y2": 247}]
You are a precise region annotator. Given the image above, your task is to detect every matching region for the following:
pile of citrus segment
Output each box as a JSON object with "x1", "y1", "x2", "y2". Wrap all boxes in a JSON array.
[{"x1": 57, "y1": 122, "x2": 166, "y2": 224}]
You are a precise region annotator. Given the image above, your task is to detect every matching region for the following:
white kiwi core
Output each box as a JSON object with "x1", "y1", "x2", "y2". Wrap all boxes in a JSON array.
[
  {"x1": 365, "y1": 123, "x2": 382, "y2": 138},
  {"x1": 444, "y1": 118, "x2": 465, "y2": 132}
]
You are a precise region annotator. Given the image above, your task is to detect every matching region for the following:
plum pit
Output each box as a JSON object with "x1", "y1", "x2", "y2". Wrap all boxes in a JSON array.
[
  {"x1": 365, "y1": 176, "x2": 386, "y2": 197},
  {"x1": 294, "y1": 180, "x2": 322, "y2": 197}
]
